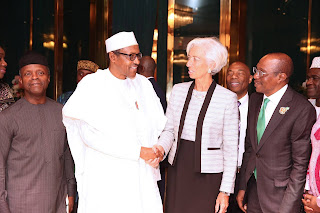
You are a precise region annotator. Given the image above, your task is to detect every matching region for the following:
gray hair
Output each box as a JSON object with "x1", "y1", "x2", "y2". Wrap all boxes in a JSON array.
[{"x1": 186, "y1": 37, "x2": 228, "y2": 75}]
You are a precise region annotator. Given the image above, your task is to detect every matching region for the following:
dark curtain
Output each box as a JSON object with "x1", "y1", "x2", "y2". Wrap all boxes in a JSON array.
[
  {"x1": 112, "y1": 0, "x2": 157, "y2": 57},
  {"x1": 157, "y1": 0, "x2": 168, "y2": 94}
]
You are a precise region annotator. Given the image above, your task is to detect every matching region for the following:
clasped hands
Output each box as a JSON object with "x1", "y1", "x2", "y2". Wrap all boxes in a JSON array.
[{"x1": 140, "y1": 145, "x2": 164, "y2": 168}]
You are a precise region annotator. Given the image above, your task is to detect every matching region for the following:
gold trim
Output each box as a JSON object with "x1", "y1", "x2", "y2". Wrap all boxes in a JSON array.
[
  {"x1": 307, "y1": 0, "x2": 312, "y2": 71},
  {"x1": 29, "y1": 0, "x2": 33, "y2": 50},
  {"x1": 219, "y1": 0, "x2": 231, "y2": 87},
  {"x1": 166, "y1": 0, "x2": 175, "y2": 99}
]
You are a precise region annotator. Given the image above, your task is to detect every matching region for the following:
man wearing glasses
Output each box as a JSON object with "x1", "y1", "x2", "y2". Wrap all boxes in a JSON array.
[
  {"x1": 62, "y1": 31, "x2": 166, "y2": 213},
  {"x1": 236, "y1": 53, "x2": 316, "y2": 213}
]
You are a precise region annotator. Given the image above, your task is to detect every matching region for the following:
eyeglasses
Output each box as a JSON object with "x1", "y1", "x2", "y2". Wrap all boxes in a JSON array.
[
  {"x1": 253, "y1": 67, "x2": 280, "y2": 78},
  {"x1": 114, "y1": 51, "x2": 142, "y2": 61}
]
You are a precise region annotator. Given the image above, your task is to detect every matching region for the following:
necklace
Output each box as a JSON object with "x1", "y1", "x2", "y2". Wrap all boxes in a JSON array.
[{"x1": 193, "y1": 90, "x2": 207, "y2": 99}]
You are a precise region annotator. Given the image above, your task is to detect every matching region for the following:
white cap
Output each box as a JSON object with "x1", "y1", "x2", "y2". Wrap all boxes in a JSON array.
[
  {"x1": 105, "y1": 31, "x2": 138, "y2": 53},
  {"x1": 310, "y1": 57, "x2": 320, "y2": 69}
]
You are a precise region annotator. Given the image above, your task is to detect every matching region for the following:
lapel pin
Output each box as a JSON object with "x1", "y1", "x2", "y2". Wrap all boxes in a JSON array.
[{"x1": 279, "y1": 107, "x2": 290, "y2": 115}]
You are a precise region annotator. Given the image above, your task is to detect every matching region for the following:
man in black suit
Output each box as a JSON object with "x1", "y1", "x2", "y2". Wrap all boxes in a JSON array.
[
  {"x1": 138, "y1": 56, "x2": 167, "y2": 112},
  {"x1": 138, "y1": 56, "x2": 167, "y2": 202},
  {"x1": 226, "y1": 61, "x2": 252, "y2": 213},
  {"x1": 236, "y1": 53, "x2": 316, "y2": 213}
]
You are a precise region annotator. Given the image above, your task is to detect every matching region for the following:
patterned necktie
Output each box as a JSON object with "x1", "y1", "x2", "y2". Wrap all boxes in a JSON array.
[
  {"x1": 254, "y1": 98, "x2": 270, "y2": 179},
  {"x1": 256, "y1": 98, "x2": 270, "y2": 143}
]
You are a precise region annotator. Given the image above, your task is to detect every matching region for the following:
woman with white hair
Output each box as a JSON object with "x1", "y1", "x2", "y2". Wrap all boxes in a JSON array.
[{"x1": 155, "y1": 37, "x2": 238, "y2": 213}]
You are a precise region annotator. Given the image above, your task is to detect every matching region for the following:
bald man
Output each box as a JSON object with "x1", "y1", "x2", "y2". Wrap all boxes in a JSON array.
[
  {"x1": 236, "y1": 53, "x2": 316, "y2": 213},
  {"x1": 137, "y1": 56, "x2": 167, "y2": 112},
  {"x1": 226, "y1": 62, "x2": 252, "y2": 213},
  {"x1": 137, "y1": 56, "x2": 167, "y2": 202}
]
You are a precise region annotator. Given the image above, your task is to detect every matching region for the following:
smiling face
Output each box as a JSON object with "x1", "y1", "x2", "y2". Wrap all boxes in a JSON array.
[
  {"x1": 306, "y1": 68, "x2": 320, "y2": 99},
  {"x1": 226, "y1": 62, "x2": 252, "y2": 99},
  {"x1": 19, "y1": 64, "x2": 50, "y2": 99},
  {"x1": 0, "y1": 47, "x2": 7, "y2": 79},
  {"x1": 186, "y1": 45, "x2": 213, "y2": 81},
  {"x1": 109, "y1": 45, "x2": 141, "y2": 79},
  {"x1": 254, "y1": 55, "x2": 283, "y2": 96}
]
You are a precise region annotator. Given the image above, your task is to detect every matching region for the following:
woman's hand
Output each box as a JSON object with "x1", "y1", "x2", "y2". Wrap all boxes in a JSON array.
[
  {"x1": 215, "y1": 192, "x2": 229, "y2": 213},
  {"x1": 302, "y1": 194, "x2": 320, "y2": 213}
]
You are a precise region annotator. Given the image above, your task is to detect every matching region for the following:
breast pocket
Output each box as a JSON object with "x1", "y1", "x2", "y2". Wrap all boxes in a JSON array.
[{"x1": 44, "y1": 129, "x2": 66, "y2": 163}]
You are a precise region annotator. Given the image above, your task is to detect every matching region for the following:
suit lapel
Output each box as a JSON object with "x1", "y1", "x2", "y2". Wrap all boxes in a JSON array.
[
  {"x1": 257, "y1": 87, "x2": 293, "y2": 150},
  {"x1": 251, "y1": 94, "x2": 263, "y2": 150}
]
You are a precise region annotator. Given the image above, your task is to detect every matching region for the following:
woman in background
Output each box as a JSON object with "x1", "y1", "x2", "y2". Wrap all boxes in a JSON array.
[
  {"x1": 0, "y1": 45, "x2": 14, "y2": 112},
  {"x1": 156, "y1": 37, "x2": 238, "y2": 213}
]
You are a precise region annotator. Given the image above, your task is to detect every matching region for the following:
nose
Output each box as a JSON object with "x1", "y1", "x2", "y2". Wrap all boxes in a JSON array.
[
  {"x1": 253, "y1": 72, "x2": 260, "y2": 79},
  {"x1": 306, "y1": 78, "x2": 313, "y2": 85},
  {"x1": 231, "y1": 73, "x2": 238, "y2": 79},
  {"x1": 31, "y1": 72, "x2": 39, "y2": 79},
  {"x1": 186, "y1": 59, "x2": 192, "y2": 67},
  {"x1": 0, "y1": 58, "x2": 7, "y2": 67},
  {"x1": 133, "y1": 56, "x2": 140, "y2": 65}
]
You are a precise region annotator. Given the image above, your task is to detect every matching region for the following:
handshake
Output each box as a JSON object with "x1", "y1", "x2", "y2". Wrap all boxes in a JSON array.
[{"x1": 140, "y1": 145, "x2": 165, "y2": 168}]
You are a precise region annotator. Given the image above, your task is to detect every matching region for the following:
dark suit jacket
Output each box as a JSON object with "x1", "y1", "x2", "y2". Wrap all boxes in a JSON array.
[
  {"x1": 239, "y1": 86, "x2": 316, "y2": 213},
  {"x1": 148, "y1": 77, "x2": 167, "y2": 112}
]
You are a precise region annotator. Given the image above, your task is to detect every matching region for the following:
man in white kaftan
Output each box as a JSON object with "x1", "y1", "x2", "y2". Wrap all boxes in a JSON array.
[{"x1": 62, "y1": 32, "x2": 166, "y2": 213}]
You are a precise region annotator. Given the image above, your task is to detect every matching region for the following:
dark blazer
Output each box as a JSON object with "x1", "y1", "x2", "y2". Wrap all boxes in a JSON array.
[
  {"x1": 239, "y1": 86, "x2": 316, "y2": 213},
  {"x1": 148, "y1": 77, "x2": 167, "y2": 112}
]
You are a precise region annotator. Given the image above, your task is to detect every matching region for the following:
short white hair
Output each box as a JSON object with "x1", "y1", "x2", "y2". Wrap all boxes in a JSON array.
[{"x1": 186, "y1": 37, "x2": 228, "y2": 75}]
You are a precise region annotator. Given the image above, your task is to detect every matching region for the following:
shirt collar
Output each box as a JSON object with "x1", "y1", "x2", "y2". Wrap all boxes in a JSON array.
[
  {"x1": 238, "y1": 93, "x2": 249, "y2": 105},
  {"x1": 264, "y1": 84, "x2": 288, "y2": 105}
]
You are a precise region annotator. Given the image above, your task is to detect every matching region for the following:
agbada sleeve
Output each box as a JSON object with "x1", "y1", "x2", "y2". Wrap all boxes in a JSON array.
[
  {"x1": 0, "y1": 113, "x2": 14, "y2": 213},
  {"x1": 63, "y1": 117, "x2": 141, "y2": 161}
]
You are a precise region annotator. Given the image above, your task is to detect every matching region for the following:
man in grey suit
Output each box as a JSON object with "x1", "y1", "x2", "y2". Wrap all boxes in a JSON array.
[
  {"x1": 0, "y1": 51, "x2": 76, "y2": 213},
  {"x1": 236, "y1": 53, "x2": 316, "y2": 213}
]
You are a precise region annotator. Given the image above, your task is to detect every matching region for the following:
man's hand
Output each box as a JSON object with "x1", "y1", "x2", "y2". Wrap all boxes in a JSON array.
[
  {"x1": 215, "y1": 192, "x2": 229, "y2": 213},
  {"x1": 302, "y1": 194, "x2": 320, "y2": 213},
  {"x1": 152, "y1": 145, "x2": 164, "y2": 161},
  {"x1": 236, "y1": 190, "x2": 247, "y2": 212},
  {"x1": 140, "y1": 147, "x2": 161, "y2": 161},
  {"x1": 145, "y1": 145, "x2": 165, "y2": 167},
  {"x1": 68, "y1": 196, "x2": 75, "y2": 213}
]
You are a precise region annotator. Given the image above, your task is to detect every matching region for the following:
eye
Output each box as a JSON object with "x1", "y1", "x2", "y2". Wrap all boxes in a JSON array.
[
  {"x1": 38, "y1": 71, "x2": 45, "y2": 75},
  {"x1": 227, "y1": 71, "x2": 233, "y2": 75},
  {"x1": 24, "y1": 72, "x2": 31, "y2": 76}
]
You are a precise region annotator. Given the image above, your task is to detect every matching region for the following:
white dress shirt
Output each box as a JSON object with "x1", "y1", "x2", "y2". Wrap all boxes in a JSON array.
[
  {"x1": 238, "y1": 93, "x2": 249, "y2": 167},
  {"x1": 263, "y1": 84, "x2": 288, "y2": 127}
]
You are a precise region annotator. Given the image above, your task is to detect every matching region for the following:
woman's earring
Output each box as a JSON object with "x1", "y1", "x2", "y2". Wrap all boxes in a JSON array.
[{"x1": 208, "y1": 68, "x2": 211, "y2": 73}]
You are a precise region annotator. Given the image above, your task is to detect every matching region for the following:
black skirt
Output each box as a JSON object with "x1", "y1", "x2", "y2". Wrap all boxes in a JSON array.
[{"x1": 165, "y1": 139, "x2": 223, "y2": 213}]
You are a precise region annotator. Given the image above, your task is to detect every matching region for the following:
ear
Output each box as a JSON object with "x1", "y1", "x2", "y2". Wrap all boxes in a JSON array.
[
  {"x1": 138, "y1": 66, "x2": 144, "y2": 74},
  {"x1": 209, "y1": 61, "x2": 216, "y2": 72},
  {"x1": 278, "y1": 72, "x2": 288, "y2": 83},
  {"x1": 47, "y1": 68, "x2": 50, "y2": 83},
  {"x1": 109, "y1": 52, "x2": 117, "y2": 63},
  {"x1": 249, "y1": 75, "x2": 253, "y2": 84},
  {"x1": 18, "y1": 76, "x2": 24, "y2": 89}
]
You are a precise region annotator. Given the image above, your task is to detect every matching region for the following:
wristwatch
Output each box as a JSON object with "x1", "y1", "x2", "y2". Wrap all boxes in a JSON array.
[{"x1": 221, "y1": 191, "x2": 230, "y2": 196}]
